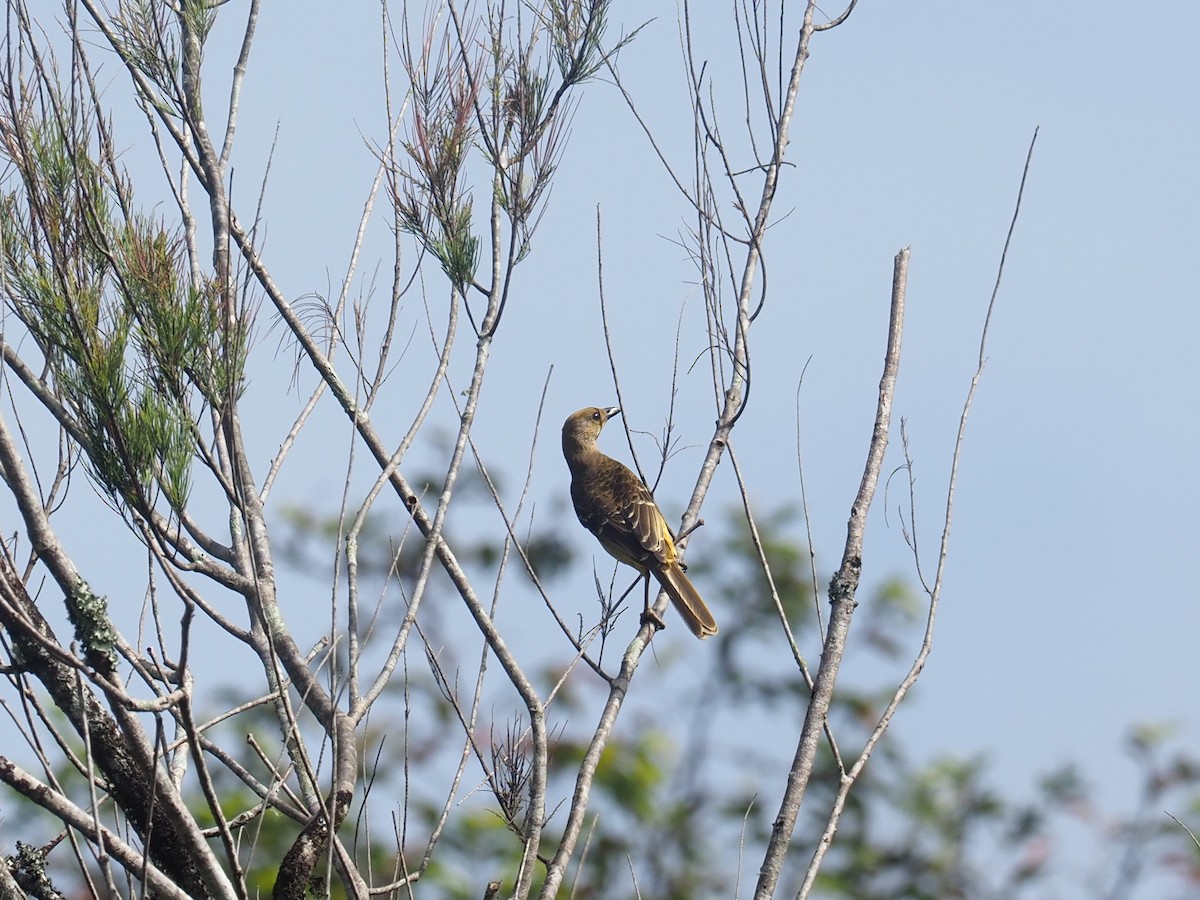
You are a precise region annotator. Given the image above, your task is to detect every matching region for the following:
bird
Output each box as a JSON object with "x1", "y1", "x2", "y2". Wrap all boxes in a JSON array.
[{"x1": 562, "y1": 406, "x2": 718, "y2": 639}]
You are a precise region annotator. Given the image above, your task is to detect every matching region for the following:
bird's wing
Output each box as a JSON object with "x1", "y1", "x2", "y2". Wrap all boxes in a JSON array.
[
  {"x1": 621, "y1": 479, "x2": 675, "y2": 565},
  {"x1": 575, "y1": 461, "x2": 677, "y2": 569}
]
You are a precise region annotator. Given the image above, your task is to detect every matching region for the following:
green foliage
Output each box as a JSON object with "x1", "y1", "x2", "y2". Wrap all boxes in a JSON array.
[
  {"x1": 180, "y1": 0, "x2": 216, "y2": 43},
  {"x1": 546, "y1": 0, "x2": 612, "y2": 84},
  {"x1": 554, "y1": 730, "x2": 668, "y2": 824},
  {"x1": 110, "y1": 0, "x2": 181, "y2": 98},
  {"x1": 392, "y1": 0, "x2": 637, "y2": 309},
  {"x1": 394, "y1": 27, "x2": 481, "y2": 298},
  {"x1": 1, "y1": 109, "x2": 248, "y2": 517}
]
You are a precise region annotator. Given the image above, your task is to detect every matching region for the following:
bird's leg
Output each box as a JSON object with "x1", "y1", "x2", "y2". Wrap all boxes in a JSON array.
[{"x1": 638, "y1": 573, "x2": 666, "y2": 633}]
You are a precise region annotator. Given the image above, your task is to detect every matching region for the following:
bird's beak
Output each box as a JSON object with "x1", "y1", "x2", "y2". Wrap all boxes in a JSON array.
[{"x1": 605, "y1": 407, "x2": 621, "y2": 420}]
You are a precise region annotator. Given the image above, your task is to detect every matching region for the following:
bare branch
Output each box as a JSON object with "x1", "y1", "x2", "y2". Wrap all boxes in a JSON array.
[{"x1": 754, "y1": 247, "x2": 908, "y2": 899}]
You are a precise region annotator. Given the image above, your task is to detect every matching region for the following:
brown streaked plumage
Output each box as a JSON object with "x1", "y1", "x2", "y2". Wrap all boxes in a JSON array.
[{"x1": 562, "y1": 406, "x2": 718, "y2": 639}]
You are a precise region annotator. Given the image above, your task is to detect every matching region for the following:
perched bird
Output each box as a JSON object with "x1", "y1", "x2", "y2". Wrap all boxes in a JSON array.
[{"x1": 562, "y1": 406, "x2": 718, "y2": 639}]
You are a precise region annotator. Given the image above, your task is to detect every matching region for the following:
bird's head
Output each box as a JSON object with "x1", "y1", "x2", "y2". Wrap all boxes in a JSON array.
[{"x1": 562, "y1": 406, "x2": 621, "y2": 451}]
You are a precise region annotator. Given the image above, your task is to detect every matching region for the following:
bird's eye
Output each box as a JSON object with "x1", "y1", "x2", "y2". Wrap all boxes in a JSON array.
[{"x1": 592, "y1": 410, "x2": 601, "y2": 421}]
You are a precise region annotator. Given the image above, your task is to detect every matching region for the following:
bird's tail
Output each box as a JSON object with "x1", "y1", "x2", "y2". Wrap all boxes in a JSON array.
[{"x1": 654, "y1": 563, "x2": 719, "y2": 639}]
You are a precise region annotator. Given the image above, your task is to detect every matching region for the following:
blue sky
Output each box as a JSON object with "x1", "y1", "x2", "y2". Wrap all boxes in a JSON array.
[
  {"x1": 7, "y1": 0, "x2": 1197, "y2": 890},
  {"x1": 176, "y1": 0, "x2": 1200, "y2": 838}
]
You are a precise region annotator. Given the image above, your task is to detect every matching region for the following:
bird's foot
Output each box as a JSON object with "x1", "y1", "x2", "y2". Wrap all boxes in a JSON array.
[{"x1": 639, "y1": 608, "x2": 666, "y2": 633}]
